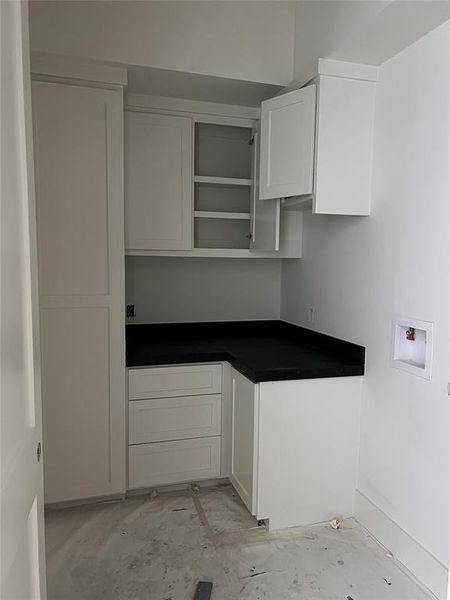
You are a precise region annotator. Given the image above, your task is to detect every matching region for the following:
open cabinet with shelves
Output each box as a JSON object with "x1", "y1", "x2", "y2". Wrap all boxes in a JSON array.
[
  {"x1": 195, "y1": 181, "x2": 251, "y2": 214},
  {"x1": 124, "y1": 100, "x2": 302, "y2": 259},
  {"x1": 194, "y1": 123, "x2": 253, "y2": 250}
]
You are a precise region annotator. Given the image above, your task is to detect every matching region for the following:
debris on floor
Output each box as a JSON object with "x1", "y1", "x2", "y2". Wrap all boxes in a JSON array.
[
  {"x1": 330, "y1": 517, "x2": 343, "y2": 530},
  {"x1": 44, "y1": 485, "x2": 434, "y2": 600},
  {"x1": 193, "y1": 581, "x2": 213, "y2": 600}
]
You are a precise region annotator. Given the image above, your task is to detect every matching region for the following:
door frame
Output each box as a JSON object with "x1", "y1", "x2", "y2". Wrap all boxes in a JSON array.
[{"x1": 0, "y1": 1, "x2": 47, "y2": 597}]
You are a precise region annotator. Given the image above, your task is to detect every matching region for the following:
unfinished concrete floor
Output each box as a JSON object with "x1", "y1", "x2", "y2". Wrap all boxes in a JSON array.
[{"x1": 45, "y1": 484, "x2": 432, "y2": 600}]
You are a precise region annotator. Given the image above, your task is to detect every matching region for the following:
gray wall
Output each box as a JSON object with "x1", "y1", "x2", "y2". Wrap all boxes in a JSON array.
[
  {"x1": 30, "y1": 1, "x2": 295, "y2": 86},
  {"x1": 126, "y1": 257, "x2": 283, "y2": 323}
]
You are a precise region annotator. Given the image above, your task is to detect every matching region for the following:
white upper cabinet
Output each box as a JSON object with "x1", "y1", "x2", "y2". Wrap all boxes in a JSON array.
[
  {"x1": 259, "y1": 85, "x2": 316, "y2": 200},
  {"x1": 125, "y1": 111, "x2": 193, "y2": 250},
  {"x1": 260, "y1": 62, "x2": 377, "y2": 216},
  {"x1": 123, "y1": 96, "x2": 301, "y2": 258},
  {"x1": 313, "y1": 75, "x2": 375, "y2": 216}
]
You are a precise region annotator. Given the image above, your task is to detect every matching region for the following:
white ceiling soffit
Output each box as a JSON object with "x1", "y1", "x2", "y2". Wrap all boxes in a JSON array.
[{"x1": 127, "y1": 65, "x2": 283, "y2": 108}]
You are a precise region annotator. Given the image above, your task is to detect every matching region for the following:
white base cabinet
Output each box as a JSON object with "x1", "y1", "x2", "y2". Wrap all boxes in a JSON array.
[
  {"x1": 230, "y1": 368, "x2": 362, "y2": 530},
  {"x1": 127, "y1": 364, "x2": 222, "y2": 490},
  {"x1": 126, "y1": 362, "x2": 361, "y2": 529}
]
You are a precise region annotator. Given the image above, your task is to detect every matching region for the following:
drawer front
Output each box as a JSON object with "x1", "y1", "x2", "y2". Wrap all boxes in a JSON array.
[
  {"x1": 129, "y1": 394, "x2": 222, "y2": 444},
  {"x1": 128, "y1": 437, "x2": 221, "y2": 489},
  {"x1": 129, "y1": 364, "x2": 222, "y2": 400}
]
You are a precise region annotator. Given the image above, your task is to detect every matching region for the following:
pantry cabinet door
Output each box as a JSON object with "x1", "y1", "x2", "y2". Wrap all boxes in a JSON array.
[
  {"x1": 230, "y1": 368, "x2": 258, "y2": 515},
  {"x1": 33, "y1": 80, "x2": 125, "y2": 503},
  {"x1": 259, "y1": 85, "x2": 316, "y2": 200},
  {"x1": 250, "y1": 127, "x2": 280, "y2": 252},
  {"x1": 125, "y1": 111, "x2": 193, "y2": 250}
]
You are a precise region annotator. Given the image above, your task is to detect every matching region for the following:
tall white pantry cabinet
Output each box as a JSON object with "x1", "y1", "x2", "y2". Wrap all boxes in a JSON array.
[{"x1": 32, "y1": 70, "x2": 126, "y2": 503}]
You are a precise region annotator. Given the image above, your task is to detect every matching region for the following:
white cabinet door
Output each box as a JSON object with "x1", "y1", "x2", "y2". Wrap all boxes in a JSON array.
[
  {"x1": 1, "y1": 2, "x2": 46, "y2": 596},
  {"x1": 33, "y1": 80, "x2": 125, "y2": 504},
  {"x1": 259, "y1": 85, "x2": 316, "y2": 200},
  {"x1": 230, "y1": 368, "x2": 258, "y2": 515},
  {"x1": 125, "y1": 111, "x2": 193, "y2": 250},
  {"x1": 250, "y1": 126, "x2": 280, "y2": 252}
]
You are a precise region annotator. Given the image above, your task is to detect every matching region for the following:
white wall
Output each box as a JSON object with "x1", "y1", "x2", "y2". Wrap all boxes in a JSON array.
[
  {"x1": 293, "y1": 0, "x2": 450, "y2": 85},
  {"x1": 29, "y1": 1, "x2": 295, "y2": 86},
  {"x1": 127, "y1": 257, "x2": 282, "y2": 323},
  {"x1": 282, "y1": 21, "x2": 449, "y2": 596},
  {"x1": 293, "y1": 0, "x2": 387, "y2": 84}
]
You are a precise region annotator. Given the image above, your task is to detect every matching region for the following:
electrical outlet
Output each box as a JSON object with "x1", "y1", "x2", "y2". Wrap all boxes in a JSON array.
[
  {"x1": 307, "y1": 307, "x2": 315, "y2": 323},
  {"x1": 126, "y1": 304, "x2": 136, "y2": 318}
]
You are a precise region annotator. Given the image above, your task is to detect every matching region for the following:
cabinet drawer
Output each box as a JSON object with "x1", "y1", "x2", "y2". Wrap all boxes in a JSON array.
[
  {"x1": 128, "y1": 437, "x2": 221, "y2": 489},
  {"x1": 129, "y1": 394, "x2": 221, "y2": 444},
  {"x1": 129, "y1": 364, "x2": 222, "y2": 400}
]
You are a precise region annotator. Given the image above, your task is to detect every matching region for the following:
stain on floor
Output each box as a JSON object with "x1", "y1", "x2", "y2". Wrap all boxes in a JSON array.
[{"x1": 45, "y1": 484, "x2": 432, "y2": 600}]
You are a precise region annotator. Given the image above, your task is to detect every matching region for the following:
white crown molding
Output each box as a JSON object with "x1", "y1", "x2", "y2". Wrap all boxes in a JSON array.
[
  {"x1": 31, "y1": 52, "x2": 128, "y2": 86},
  {"x1": 125, "y1": 93, "x2": 260, "y2": 122},
  {"x1": 317, "y1": 58, "x2": 379, "y2": 82}
]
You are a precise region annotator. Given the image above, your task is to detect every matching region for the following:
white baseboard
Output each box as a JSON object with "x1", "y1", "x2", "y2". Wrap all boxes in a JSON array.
[{"x1": 355, "y1": 490, "x2": 448, "y2": 600}]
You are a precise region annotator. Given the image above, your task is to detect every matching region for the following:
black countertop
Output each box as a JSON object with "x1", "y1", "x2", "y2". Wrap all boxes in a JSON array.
[{"x1": 126, "y1": 320, "x2": 365, "y2": 383}]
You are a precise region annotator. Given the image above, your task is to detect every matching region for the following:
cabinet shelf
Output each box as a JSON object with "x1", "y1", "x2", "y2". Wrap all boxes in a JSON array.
[
  {"x1": 126, "y1": 248, "x2": 284, "y2": 258},
  {"x1": 194, "y1": 175, "x2": 252, "y2": 187},
  {"x1": 194, "y1": 211, "x2": 251, "y2": 220}
]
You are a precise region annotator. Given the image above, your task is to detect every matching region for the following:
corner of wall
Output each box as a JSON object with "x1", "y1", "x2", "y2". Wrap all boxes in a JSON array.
[{"x1": 355, "y1": 490, "x2": 449, "y2": 599}]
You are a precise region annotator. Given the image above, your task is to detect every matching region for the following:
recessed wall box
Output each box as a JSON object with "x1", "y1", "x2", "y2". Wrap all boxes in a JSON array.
[{"x1": 391, "y1": 318, "x2": 433, "y2": 380}]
